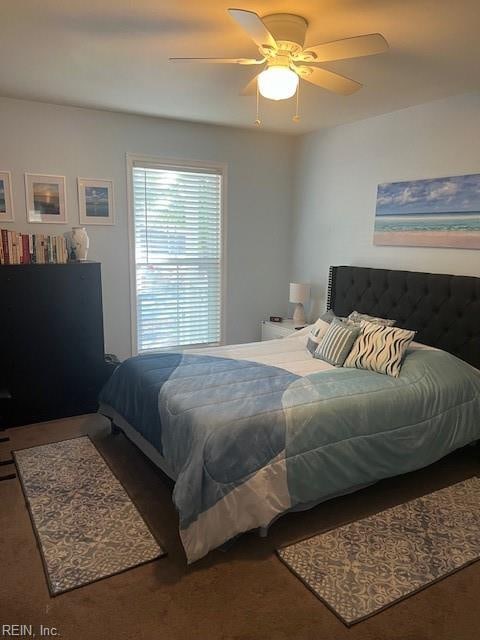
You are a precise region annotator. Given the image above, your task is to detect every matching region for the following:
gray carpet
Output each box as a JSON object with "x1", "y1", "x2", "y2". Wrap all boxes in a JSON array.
[
  {"x1": 14, "y1": 436, "x2": 165, "y2": 595},
  {"x1": 278, "y1": 477, "x2": 480, "y2": 626},
  {"x1": 3, "y1": 415, "x2": 480, "y2": 639}
]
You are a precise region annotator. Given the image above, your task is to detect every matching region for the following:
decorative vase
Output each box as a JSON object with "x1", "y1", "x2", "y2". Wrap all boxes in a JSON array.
[{"x1": 71, "y1": 227, "x2": 89, "y2": 261}]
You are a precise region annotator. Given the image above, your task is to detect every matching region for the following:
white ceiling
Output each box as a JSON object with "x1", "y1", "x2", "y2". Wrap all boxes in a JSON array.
[{"x1": 1, "y1": 0, "x2": 479, "y2": 134}]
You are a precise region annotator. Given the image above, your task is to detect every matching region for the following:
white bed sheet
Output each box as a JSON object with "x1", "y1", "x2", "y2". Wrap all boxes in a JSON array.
[{"x1": 186, "y1": 328, "x2": 334, "y2": 376}]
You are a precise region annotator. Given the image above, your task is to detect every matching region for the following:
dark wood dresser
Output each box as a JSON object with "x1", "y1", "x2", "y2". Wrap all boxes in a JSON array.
[{"x1": 0, "y1": 262, "x2": 107, "y2": 426}]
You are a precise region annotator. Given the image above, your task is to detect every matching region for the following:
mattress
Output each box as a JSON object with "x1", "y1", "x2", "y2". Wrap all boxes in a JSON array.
[{"x1": 99, "y1": 332, "x2": 480, "y2": 563}]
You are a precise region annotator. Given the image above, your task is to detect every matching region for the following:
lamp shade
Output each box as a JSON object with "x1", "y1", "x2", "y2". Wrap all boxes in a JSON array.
[
  {"x1": 258, "y1": 66, "x2": 299, "y2": 101},
  {"x1": 289, "y1": 282, "x2": 310, "y2": 304}
]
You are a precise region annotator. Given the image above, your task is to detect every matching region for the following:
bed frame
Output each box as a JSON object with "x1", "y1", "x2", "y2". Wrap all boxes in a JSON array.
[
  {"x1": 327, "y1": 265, "x2": 480, "y2": 370},
  {"x1": 104, "y1": 265, "x2": 480, "y2": 537}
]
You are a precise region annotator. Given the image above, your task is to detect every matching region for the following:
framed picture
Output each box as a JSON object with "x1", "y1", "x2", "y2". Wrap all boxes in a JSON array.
[
  {"x1": 25, "y1": 173, "x2": 67, "y2": 224},
  {"x1": 78, "y1": 178, "x2": 114, "y2": 225},
  {"x1": 374, "y1": 173, "x2": 480, "y2": 250},
  {"x1": 0, "y1": 171, "x2": 14, "y2": 222}
]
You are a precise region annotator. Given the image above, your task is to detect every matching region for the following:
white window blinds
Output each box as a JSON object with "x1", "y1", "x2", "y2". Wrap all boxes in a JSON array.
[{"x1": 132, "y1": 161, "x2": 223, "y2": 352}]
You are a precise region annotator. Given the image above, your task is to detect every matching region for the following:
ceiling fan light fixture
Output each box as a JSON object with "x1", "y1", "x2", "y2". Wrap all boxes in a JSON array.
[{"x1": 257, "y1": 66, "x2": 298, "y2": 100}]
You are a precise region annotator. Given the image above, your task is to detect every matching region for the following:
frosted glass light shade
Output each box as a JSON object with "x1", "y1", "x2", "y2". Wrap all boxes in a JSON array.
[
  {"x1": 258, "y1": 66, "x2": 299, "y2": 101},
  {"x1": 289, "y1": 282, "x2": 310, "y2": 304}
]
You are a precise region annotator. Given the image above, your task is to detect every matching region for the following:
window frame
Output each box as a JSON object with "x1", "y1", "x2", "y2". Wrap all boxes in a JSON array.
[{"x1": 126, "y1": 153, "x2": 227, "y2": 356}]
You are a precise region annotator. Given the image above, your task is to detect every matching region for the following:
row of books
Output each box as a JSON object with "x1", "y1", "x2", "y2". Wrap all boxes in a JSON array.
[{"x1": 0, "y1": 229, "x2": 69, "y2": 265}]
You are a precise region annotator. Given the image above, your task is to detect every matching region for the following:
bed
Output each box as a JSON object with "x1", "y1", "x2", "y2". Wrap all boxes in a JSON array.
[{"x1": 99, "y1": 266, "x2": 480, "y2": 563}]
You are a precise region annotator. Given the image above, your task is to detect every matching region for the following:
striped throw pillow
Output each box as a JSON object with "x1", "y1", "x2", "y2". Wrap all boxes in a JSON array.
[
  {"x1": 344, "y1": 320, "x2": 416, "y2": 377},
  {"x1": 314, "y1": 318, "x2": 361, "y2": 367}
]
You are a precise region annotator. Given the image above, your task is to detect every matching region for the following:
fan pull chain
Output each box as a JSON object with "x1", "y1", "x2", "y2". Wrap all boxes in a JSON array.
[
  {"x1": 293, "y1": 82, "x2": 300, "y2": 123},
  {"x1": 255, "y1": 81, "x2": 261, "y2": 126}
]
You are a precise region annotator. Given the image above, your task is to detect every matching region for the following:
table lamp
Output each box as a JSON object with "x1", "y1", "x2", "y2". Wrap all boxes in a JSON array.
[{"x1": 289, "y1": 282, "x2": 310, "y2": 325}]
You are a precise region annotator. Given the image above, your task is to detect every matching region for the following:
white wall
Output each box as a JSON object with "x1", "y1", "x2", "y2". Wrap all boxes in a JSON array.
[
  {"x1": 4, "y1": 92, "x2": 479, "y2": 357},
  {"x1": 0, "y1": 97, "x2": 294, "y2": 359},
  {"x1": 291, "y1": 92, "x2": 480, "y2": 319}
]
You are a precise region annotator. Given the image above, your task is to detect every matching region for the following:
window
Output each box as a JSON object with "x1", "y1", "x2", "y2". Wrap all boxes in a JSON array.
[{"x1": 129, "y1": 157, "x2": 224, "y2": 352}]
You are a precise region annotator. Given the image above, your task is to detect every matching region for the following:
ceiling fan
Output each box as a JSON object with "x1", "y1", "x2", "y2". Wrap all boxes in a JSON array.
[{"x1": 169, "y1": 8, "x2": 389, "y2": 104}]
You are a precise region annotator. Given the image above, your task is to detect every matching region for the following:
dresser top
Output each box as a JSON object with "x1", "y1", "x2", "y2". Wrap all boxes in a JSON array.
[{"x1": 0, "y1": 261, "x2": 100, "y2": 267}]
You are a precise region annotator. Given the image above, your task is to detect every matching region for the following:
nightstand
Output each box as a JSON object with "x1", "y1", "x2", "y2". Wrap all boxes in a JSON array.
[{"x1": 261, "y1": 319, "x2": 306, "y2": 341}]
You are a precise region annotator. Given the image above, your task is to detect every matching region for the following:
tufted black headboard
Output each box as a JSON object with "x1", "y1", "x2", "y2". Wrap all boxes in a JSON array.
[{"x1": 327, "y1": 265, "x2": 480, "y2": 369}]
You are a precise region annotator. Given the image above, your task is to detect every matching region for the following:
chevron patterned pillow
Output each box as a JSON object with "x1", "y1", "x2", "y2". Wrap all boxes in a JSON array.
[{"x1": 344, "y1": 320, "x2": 416, "y2": 377}]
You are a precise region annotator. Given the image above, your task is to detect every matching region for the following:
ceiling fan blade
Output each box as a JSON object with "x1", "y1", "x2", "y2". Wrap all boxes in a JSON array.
[
  {"x1": 296, "y1": 65, "x2": 362, "y2": 95},
  {"x1": 240, "y1": 74, "x2": 259, "y2": 96},
  {"x1": 302, "y1": 34, "x2": 388, "y2": 62},
  {"x1": 228, "y1": 9, "x2": 277, "y2": 49},
  {"x1": 169, "y1": 57, "x2": 264, "y2": 65}
]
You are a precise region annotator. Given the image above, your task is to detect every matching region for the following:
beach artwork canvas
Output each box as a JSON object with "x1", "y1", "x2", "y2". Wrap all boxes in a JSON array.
[{"x1": 374, "y1": 173, "x2": 480, "y2": 249}]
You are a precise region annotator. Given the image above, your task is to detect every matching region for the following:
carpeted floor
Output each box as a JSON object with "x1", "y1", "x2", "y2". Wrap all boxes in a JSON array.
[{"x1": 1, "y1": 413, "x2": 479, "y2": 640}]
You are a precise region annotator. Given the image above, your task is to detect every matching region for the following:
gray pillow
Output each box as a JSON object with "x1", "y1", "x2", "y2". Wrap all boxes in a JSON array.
[{"x1": 314, "y1": 318, "x2": 361, "y2": 367}]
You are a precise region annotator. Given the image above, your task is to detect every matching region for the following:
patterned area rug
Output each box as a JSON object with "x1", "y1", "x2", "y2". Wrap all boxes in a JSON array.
[
  {"x1": 14, "y1": 436, "x2": 165, "y2": 595},
  {"x1": 277, "y1": 477, "x2": 480, "y2": 626}
]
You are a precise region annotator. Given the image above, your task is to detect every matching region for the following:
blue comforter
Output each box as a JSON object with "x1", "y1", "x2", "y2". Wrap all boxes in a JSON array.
[{"x1": 99, "y1": 347, "x2": 480, "y2": 563}]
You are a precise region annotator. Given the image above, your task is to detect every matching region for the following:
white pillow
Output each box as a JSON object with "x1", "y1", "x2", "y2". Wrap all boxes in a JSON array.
[{"x1": 306, "y1": 318, "x2": 330, "y2": 354}]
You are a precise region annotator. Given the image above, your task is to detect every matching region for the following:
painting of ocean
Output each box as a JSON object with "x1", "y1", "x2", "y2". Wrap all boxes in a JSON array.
[
  {"x1": 374, "y1": 173, "x2": 480, "y2": 249},
  {"x1": 0, "y1": 179, "x2": 6, "y2": 213},
  {"x1": 85, "y1": 186, "x2": 109, "y2": 217}
]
